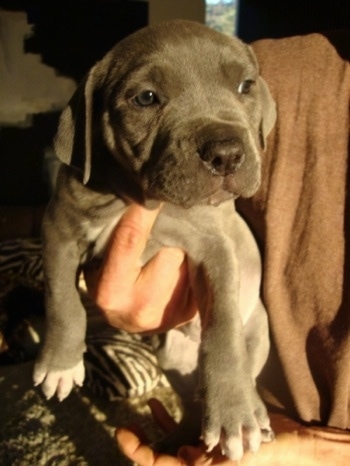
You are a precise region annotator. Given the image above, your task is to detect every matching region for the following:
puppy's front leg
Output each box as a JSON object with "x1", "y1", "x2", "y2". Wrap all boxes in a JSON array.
[
  {"x1": 33, "y1": 213, "x2": 86, "y2": 401},
  {"x1": 196, "y1": 238, "x2": 271, "y2": 461}
]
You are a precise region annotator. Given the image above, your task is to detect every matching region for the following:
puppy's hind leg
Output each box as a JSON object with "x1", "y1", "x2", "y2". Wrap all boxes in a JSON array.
[{"x1": 152, "y1": 320, "x2": 202, "y2": 452}]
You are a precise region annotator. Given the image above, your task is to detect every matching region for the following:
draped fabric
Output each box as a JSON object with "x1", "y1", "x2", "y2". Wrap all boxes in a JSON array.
[{"x1": 238, "y1": 32, "x2": 350, "y2": 429}]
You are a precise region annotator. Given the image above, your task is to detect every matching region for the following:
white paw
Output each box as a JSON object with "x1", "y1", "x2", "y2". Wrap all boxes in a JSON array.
[
  {"x1": 33, "y1": 360, "x2": 85, "y2": 401},
  {"x1": 204, "y1": 422, "x2": 274, "y2": 461}
]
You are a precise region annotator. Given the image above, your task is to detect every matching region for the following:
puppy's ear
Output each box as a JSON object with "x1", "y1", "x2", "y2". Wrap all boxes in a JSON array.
[
  {"x1": 257, "y1": 77, "x2": 276, "y2": 150},
  {"x1": 54, "y1": 65, "x2": 101, "y2": 184}
]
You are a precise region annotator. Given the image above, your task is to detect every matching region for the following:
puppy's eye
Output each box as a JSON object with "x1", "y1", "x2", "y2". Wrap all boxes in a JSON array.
[
  {"x1": 238, "y1": 79, "x2": 255, "y2": 95},
  {"x1": 133, "y1": 90, "x2": 158, "y2": 107}
]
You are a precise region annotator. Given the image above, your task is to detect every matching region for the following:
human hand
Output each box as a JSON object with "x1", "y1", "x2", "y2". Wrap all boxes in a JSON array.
[
  {"x1": 115, "y1": 398, "x2": 234, "y2": 466},
  {"x1": 116, "y1": 400, "x2": 345, "y2": 466},
  {"x1": 84, "y1": 203, "x2": 198, "y2": 333}
]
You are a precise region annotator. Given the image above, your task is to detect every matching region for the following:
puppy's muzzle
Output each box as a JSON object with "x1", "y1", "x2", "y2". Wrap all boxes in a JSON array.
[{"x1": 199, "y1": 139, "x2": 245, "y2": 176}]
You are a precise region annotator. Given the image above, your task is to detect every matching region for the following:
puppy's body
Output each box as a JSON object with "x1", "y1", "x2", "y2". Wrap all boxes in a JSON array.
[{"x1": 34, "y1": 20, "x2": 276, "y2": 460}]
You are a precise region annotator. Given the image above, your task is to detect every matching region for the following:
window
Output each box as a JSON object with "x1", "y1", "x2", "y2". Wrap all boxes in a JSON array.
[{"x1": 205, "y1": 0, "x2": 238, "y2": 36}]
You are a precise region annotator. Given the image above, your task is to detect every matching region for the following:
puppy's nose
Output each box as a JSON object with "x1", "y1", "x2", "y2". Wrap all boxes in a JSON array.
[{"x1": 199, "y1": 139, "x2": 245, "y2": 176}]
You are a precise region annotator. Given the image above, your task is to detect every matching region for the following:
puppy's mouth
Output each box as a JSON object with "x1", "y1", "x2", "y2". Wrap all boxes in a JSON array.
[
  {"x1": 144, "y1": 159, "x2": 260, "y2": 208},
  {"x1": 202, "y1": 175, "x2": 241, "y2": 206},
  {"x1": 144, "y1": 134, "x2": 261, "y2": 208}
]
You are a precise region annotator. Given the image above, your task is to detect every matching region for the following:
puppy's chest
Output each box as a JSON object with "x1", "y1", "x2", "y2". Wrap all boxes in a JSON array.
[
  {"x1": 79, "y1": 206, "x2": 177, "y2": 263},
  {"x1": 79, "y1": 202, "x2": 234, "y2": 266}
]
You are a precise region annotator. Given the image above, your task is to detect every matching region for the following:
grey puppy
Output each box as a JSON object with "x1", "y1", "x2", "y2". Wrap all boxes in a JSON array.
[{"x1": 33, "y1": 20, "x2": 276, "y2": 460}]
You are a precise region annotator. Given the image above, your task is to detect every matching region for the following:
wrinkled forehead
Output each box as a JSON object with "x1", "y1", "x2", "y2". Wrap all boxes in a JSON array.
[
  {"x1": 154, "y1": 37, "x2": 257, "y2": 82},
  {"x1": 105, "y1": 25, "x2": 258, "y2": 90}
]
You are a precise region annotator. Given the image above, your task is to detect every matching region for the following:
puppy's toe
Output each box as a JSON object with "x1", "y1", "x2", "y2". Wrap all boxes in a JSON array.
[
  {"x1": 261, "y1": 427, "x2": 275, "y2": 443},
  {"x1": 202, "y1": 428, "x2": 221, "y2": 453},
  {"x1": 56, "y1": 361, "x2": 85, "y2": 400},
  {"x1": 41, "y1": 371, "x2": 62, "y2": 400},
  {"x1": 220, "y1": 434, "x2": 244, "y2": 461},
  {"x1": 244, "y1": 425, "x2": 262, "y2": 453},
  {"x1": 256, "y1": 406, "x2": 274, "y2": 443},
  {"x1": 57, "y1": 376, "x2": 74, "y2": 401},
  {"x1": 72, "y1": 360, "x2": 85, "y2": 386},
  {"x1": 219, "y1": 424, "x2": 261, "y2": 460},
  {"x1": 33, "y1": 368, "x2": 46, "y2": 387}
]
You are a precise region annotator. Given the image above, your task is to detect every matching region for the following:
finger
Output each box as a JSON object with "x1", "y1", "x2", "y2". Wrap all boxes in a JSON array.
[
  {"x1": 135, "y1": 247, "x2": 187, "y2": 323},
  {"x1": 116, "y1": 428, "x2": 184, "y2": 466},
  {"x1": 138, "y1": 249, "x2": 198, "y2": 330},
  {"x1": 178, "y1": 445, "x2": 212, "y2": 465},
  {"x1": 140, "y1": 247, "x2": 186, "y2": 289},
  {"x1": 104, "y1": 203, "x2": 161, "y2": 282},
  {"x1": 148, "y1": 398, "x2": 178, "y2": 434},
  {"x1": 124, "y1": 422, "x2": 150, "y2": 445},
  {"x1": 178, "y1": 445, "x2": 232, "y2": 465},
  {"x1": 95, "y1": 203, "x2": 161, "y2": 307},
  {"x1": 163, "y1": 260, "x2": 198, "y2": 329}
]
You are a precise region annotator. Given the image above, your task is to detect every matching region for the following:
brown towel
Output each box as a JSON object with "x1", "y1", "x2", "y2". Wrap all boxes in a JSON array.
[{"x1": 238, "y1": 32, "x2": 350, "y2": 429}]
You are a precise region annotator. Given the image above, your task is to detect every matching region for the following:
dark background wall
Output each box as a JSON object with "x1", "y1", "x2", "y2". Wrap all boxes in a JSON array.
[
  {"x1": 238, "y1": 0, "x2": 350, "y2": 42},
  {"x1": 0, "y1": 0, "x2": 148, "y2": 208}
]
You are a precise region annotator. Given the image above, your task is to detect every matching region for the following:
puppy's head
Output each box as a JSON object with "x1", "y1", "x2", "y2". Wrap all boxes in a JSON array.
[{"x1": 54, "y1": 20, "x2": 276, "y2": 207}]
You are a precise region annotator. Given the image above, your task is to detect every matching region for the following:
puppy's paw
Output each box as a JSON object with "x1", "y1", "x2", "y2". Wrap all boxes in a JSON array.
[
  {"x1": 33, "y1": 360, "x2": 85, "y2": 401},
  {"x1": 202, "y1": 387, "x2": 273, "y2": 461}
]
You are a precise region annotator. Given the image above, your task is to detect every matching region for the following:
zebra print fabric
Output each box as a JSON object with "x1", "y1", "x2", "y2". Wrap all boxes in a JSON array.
[
  {"x1": 85, "y1": 330, "x2": 165, "y2": 400},
  {"x1": 0, "y1": 238, "x2": 43, "y2": 282},
  {"x1": 0, "y1": 238, "x2": 166, "y2": 399}
]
